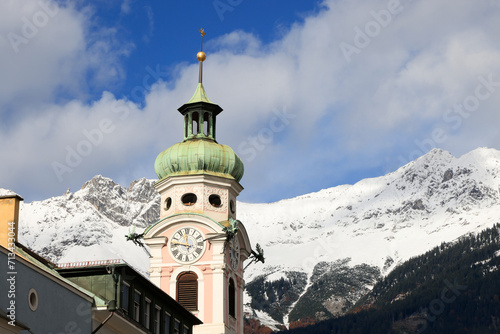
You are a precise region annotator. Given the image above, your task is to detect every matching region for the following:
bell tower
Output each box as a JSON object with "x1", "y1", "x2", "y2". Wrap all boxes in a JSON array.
[{"x1": 144, "y1": 29, "x2": 252, "y2": 334}]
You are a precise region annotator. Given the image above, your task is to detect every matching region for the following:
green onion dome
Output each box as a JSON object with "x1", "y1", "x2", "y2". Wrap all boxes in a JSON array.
[{"x1": 154, "y1": 139, "x2": 244, "y2": 182}]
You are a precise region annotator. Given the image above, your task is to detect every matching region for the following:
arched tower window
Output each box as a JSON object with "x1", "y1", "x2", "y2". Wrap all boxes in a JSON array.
[
  {"x1": 203, "y1": 112, "x2": 210, "y2": 137},
  {"x1": 192, "y1": 112, "x2": 199, "y2": 135},
  {"x1": 228, "y1": 278, "x2": 236, "y2": 318},
  {"x1": 177, "y1": 271, "x2": 198, "y2": 311}
]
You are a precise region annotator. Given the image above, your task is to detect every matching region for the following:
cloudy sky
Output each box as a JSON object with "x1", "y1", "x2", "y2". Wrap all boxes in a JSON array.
[{"x1": 1, "y1": 0, "x2": 500, "y2": 203}]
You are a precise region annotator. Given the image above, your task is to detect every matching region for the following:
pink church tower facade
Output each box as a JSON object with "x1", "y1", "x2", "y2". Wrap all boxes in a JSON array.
[{"x1": 144, "y1": 31, "x2": 252, "y2": 334}]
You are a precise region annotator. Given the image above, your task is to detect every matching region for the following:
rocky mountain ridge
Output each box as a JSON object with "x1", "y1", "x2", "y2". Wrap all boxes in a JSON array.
[
  {"x1": 17, "y1": 176, "x2": 159, "y2": 271},
  {"x1": 240, "y1": 147, "x2": 500, "y2": 328},
  {"x1": 4, "y1": 147, "x2": 500, "y2": 329}
]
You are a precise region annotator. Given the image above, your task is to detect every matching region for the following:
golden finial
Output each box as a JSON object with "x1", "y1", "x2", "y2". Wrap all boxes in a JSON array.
[
  {"x1": 197, "y1": 28, "x2": 207, "y2": 63},
  {"x1": 197, "y1": 28, "x2": 207, "y2": 83},
  {"x1": 197, "y1": 52, "x2": 206, "y2": 62}
]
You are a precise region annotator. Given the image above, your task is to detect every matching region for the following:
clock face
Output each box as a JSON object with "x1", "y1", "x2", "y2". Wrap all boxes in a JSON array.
[
  {"x1": 169, "y1": 227, "x2": 206, "y2": 263},
  {"x1": 229, "y1": 237, "x2": 240, "y2": 270}
]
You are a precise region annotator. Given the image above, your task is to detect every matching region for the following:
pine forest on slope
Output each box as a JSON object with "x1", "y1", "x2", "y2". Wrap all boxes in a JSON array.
[{"x1": 278, "y1": 223, "x2": 500, "y2": 333}]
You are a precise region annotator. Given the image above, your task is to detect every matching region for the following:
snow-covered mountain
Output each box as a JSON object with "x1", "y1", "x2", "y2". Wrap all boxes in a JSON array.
[
  {"x1": 240, "y1": 147, "x2": 500, "y2": 328},
  {"x1": 18, "y1": 177, "x2": 159, "y2": 273},
  {"x1": 6, "y1": 147, "x2": 500, "y2": 329}
]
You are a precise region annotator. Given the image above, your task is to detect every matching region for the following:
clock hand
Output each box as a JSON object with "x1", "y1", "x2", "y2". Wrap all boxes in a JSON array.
[
  {"x1": 171, "y1": 240, "x2": 190, "y2": 247},
  {"x1": 183, "y1": 234, "x2": 194, "y2": 249}
]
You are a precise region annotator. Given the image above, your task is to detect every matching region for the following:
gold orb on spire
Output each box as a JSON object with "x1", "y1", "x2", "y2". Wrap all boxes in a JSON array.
[{"x1": 197, "y1": 51, "x2": 206, "y2": 62}]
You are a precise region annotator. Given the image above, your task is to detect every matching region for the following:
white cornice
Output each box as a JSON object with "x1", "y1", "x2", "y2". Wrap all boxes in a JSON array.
[
  {"x1": 155, "y1": 174, "x2": 243, "y2": 195},
  {"x1": 145, "y1": 214, "x2": 224, "y2": 238}
]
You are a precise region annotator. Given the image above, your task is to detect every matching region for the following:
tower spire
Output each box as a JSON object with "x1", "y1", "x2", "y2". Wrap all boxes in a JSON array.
[
  {"x1": 186, "y1": 28, "x2": 213, "y2": 104},
  {"x1": 197, "y1": 28, "x2": 207, "y2": 84}
]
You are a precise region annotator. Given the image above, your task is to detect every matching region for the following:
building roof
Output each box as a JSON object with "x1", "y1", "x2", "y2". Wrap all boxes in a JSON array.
[
  {"x1": 187, "y1": 83, "x2": 213, "y2": 104},
  {"x1": 0, "y1": 243, "x2": 95, "y2": 303},
  {"x1": 154, "y1": 139, "x2": 244, "y2": 182},
  {"x1": 57, "y1": 261, "x2": 203, "y2": 326},
  {"x1": 0, "y1": 190, "x2": 23, "y2": 200}
]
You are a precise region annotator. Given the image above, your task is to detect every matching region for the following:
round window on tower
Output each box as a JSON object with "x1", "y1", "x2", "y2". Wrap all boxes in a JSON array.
[
  {"x1": 165, "y1": 197, "x2": 172, "y2": 211},
  {"x1": 182, "y1": 193, "x2": 197, "y2": 206},
  {"x1": 230, "y1": 200, "x2": 235, "y2": 214},
  {"x1": 209, "y1": 194, "x2": 222, "y2": 208}
]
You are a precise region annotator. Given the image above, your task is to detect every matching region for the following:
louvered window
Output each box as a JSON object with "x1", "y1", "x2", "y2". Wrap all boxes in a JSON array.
[
  {"x1": 229, "y1": 278, "x2": 236, "y2": 317},
  {"x1": 177, "y1": 272, "x2": 198, "y2": 311}
]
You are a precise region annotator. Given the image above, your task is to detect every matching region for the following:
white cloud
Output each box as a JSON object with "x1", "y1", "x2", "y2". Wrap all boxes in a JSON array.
[
  {"x1": 0, "y1": 1, "x2": 83, "y2": 110},
  {"x1": 0, "y1": 0, "x2": 132, "y2": 112},
  {"x1": 2, "y1": 0, "x2": 500, "y2": 203}
]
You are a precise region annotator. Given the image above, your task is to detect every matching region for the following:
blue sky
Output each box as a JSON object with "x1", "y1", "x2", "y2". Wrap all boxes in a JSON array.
[
  {"x1": 1, "y1": 0, "x2": 500, "y2": 203},
  {"x1": 84, "y1": 1, "x2": 319, "y2": 102}
]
